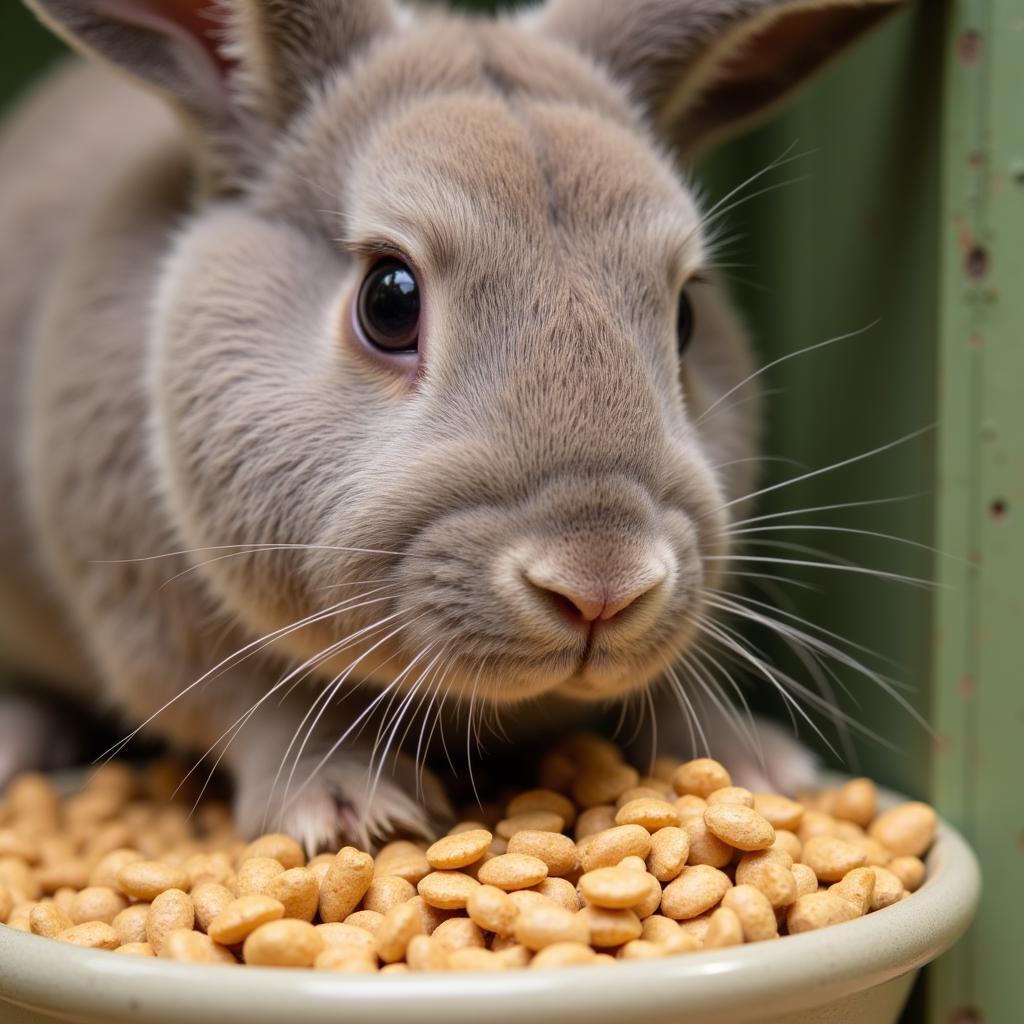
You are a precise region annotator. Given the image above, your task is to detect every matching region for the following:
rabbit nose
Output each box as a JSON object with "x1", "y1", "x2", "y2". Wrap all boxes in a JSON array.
[{"x1": 523, "y1": 560, "x2": 667, "y2": 626}]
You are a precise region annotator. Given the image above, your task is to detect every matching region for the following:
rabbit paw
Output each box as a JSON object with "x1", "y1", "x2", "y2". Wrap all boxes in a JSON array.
[
  {"x1": 646, "y1": 688, "x2": 820, "y2": 796},
  {"x1": 717, "y1": 717, "x2": 820, "y2": 796},
  {"x1": 235, "y1": 748, "x2": 453, "y2": 854}
]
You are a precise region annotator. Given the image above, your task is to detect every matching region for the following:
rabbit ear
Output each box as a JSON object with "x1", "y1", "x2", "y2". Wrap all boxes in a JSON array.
[
  {"x1": 533, "y1": 0, "x2": 904, "y2": 155},
  {"x1": 24, "y1": 1, "x2": 395, "y2": 189}
]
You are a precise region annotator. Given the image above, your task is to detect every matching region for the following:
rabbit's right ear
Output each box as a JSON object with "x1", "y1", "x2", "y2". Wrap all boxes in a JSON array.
[{"x1": 24, "y1": 1, "x2": 396, "y2": 191}]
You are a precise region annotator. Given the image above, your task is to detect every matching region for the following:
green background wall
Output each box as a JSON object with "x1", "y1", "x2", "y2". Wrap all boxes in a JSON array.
[{"x1": 1, "y1": 2, "x2": 1019, "y2": 1021}]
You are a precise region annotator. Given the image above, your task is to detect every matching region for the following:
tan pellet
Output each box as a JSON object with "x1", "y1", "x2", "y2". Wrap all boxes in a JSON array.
[
  {"x1": 889, "y1": 855, "x2": 926, "y2": 892},
  {"x1": 641, "y1": 914, "x2": 683, "y2": 944},
  {"x1": 703, "y1": 803, "x2": 775, "y2": 851},
  {"x1": 191, "y1": 883, "x2": 234, "y2": 933},
  {"x1": 791, "y1": 863, "x2": 819, "y2": 898},
  {"x1": 772, "y1": 830, "x2": 803, "y2": 862},
  {"x1": 114, "y1": 942, "x2": 155, "y2": 956},
  {"x1": 531, "y1": 941, "x2": 596, "y2": 967},
  {"x1": 476, "y1": 853, "x2": 548, "y2": 891},
  {"x1": 207, "y1": 894, "x2": 284, "y2": 945},
  {"x1": 466, "y1": 884, "x2": 518, "y2": 936},
  {"x1": 314, "y1": 948, "x2": 378, "y2": 972},
  {"x1": 234, "y1": 856, "x2": 283, "y2": 898},
  {"x1": 244, "y1": 919, "x2": 324, "y2": 967},
  {"x1": 797, "y1": 810, "x2": 838, "y2": 843},
  {"x1": 672, "y1": 759, "x2": 731, "y2": 798},
  {"x1": 359, "y1": 874, "x2": 416, "y2": 916},
  {"x1": 735, "y1": 851, "x2": 797, "y2": 908},
  {"x1": 374, "y1": 901, "x2": 423, "y2": 963},
  {"x1": 535, "y1": 877, "x2": 581, "y2": 913},
  {"x1": 682, "y1": 817, "x2": 733, "y2": 868},
  {"x1": 833, "y1": 779, "x2": 878, "y2": 828},
  {"x1": 572, "y1": 763, "x2": 639, "y2": 809},
  {"x1": 405, "y1": 933, "x2": 448, "y2": 971},
  {"x1": 160, "y1": 928, "x2": 236, "y2": 964},
  {"x1": 867, "y1": 866, "x2": 905, "y2": 910},
  {"x1": 316, "y1": 922, "x2": 376, "y2": 953},
  {"x1": 506, "y1": 830, "x2": 578, "y2": 877},
  {"x1": 145, "y1": 889, "x2": 194, "y2": 955},
  {"x1": 506, "y1": 789, "x2": 577, "y2": 828},
  {"x1": 447, "y1": 947, "x2": 505, "y2": 971},
  {"x1": 645, "y1": 827, "x2": 690, "y2": 882},
  {"x1": 787, "y1": 892, "x2": 859, "y2": 934},
  {"x1": 375, "y1": 842, "x2": 431, "y2": 885},
  {"x1": 494, "y1": 943, "x2": 532, "y2": 968},
  {"x1": 241, "y1": 833, "x2": 304, "y2": 870},
  {"x1": 830, "y1": 867, "x2": 876, "y2": 916},
  {"x1": 579, "y1": 905, "x2": 642, "y2": 947},
  {"x1": 661, "y1": 865, "x2": 732, "y2": 920},
  {"x1": 117, "y1": 861, "x2": 188, "y2": 902},
  {"x1": 345, "y1": 909, "x2": 385, "y2": 933},
  {"x1": 703, "y1": 906, "x2": 744, "y2": 948},
  {"x1": 802, "y1": 836, "x2": 868, "y2": 882},
  {"x1": 319, "y1": 848, "x2": 374, "y2": 922},
  {"x1": 721, "y1": 884, "x2": 778, "y2": 942},
  {"x1": 753, "y1": 793, "x2": 805, "y2": 831},
  {"x1": 430, "y1": 916, "x2": 486, "y2": 954},
  {"x1": 575, "y1": 805, "x2": 618, "y2": 840},
  {"x1": 29, "y1": 903, "x2": 73, "y2": 938},
  {"x1": 614, "y1": 798, "x2": 680, "y2": 832},
  {"x1": 426, "y1": 829, "x2": 493, "y2": 870},
  {"x1": 112, "y1": 903, "x2": 150, "y2": 945},
  {"x1": 578, "y1": 866, "x2": 652, "y2": 909},
  {"x1": 706, "y1": 786, "x2": 755, "y2": 808},
  {"x1": 70, "y1": 886, "x2": 127, "y2": 926},
  {"x1": 513, "y1": 902, "x2": 589, "y2": 951},
  {"x1": 417, "y1": 870, "x2": 481, "y2": 909},
  {"x1": 579, "y1": 825, "x2": 652, "y2": 872},
  {"x1": 57, "y1": 921, "x2": 120, "y2": 949},
  {"x1": 868, "y1": 803, "x2": 937, "y2": 858}
]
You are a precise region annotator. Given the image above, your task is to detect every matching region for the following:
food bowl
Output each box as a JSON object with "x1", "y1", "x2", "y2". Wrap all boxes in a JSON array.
[{"x1": 0, "y1": 778, "x2": 980, "y2": 1024}]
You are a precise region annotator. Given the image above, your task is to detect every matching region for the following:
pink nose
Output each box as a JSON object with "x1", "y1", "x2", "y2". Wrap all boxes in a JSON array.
[{"x1": 523, "y1": 561, "x2": 667, "y2": 626}]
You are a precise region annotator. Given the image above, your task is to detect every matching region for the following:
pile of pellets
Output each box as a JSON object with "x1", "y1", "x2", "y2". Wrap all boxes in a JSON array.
[{"x1": 0, "y1": 735, "x2": 937, "y2": 971}]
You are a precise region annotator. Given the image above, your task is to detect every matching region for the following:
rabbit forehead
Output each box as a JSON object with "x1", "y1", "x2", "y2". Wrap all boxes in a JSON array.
[{"x1": 344, "y1": 92, "x2": 703, "y2": 282}]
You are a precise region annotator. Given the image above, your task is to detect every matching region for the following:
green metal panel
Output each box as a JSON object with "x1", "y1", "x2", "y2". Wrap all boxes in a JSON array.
[{"x1": 931, "y1": 1, "x2": 1024, "y2": 1021}]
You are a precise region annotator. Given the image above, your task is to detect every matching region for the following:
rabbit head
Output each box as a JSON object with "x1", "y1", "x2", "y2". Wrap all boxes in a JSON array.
[{"x1": 28, "y1": 0, "x2": 902, "y2": 706}]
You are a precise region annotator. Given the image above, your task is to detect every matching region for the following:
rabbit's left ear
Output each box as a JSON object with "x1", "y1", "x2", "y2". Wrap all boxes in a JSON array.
[
  {"x1": 24, "y1": 1, "x2": 395, "y2": 190},
  {"x1": 533, "y1": 0, "x2": 905, "y2": 156}
]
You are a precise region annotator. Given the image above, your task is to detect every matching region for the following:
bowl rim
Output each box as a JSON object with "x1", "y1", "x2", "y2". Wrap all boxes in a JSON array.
[{"x1": 0, "y1": 779, "x2": 981, "y2": 1024}]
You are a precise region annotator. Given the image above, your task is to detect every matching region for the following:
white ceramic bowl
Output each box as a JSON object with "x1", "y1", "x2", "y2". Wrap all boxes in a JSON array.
[{"x1": 0, "y1": 783, "x2": 979, "y2": 1024}]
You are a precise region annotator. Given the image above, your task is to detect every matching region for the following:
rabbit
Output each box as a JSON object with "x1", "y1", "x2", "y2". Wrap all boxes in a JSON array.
[{"x1": 0, "y1": 0, "x2": 903, "y2": 850}]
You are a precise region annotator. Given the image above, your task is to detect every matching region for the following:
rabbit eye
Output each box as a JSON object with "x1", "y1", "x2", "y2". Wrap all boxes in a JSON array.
[
  {"x1": 677, "y1": 290, "x2": 695, "y2": 356},
  {"x1": 356, "y1": 260, "x2": 420, "y2": 352}
]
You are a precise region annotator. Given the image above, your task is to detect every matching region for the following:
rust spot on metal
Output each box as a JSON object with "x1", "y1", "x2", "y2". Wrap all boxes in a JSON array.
[
  {"x1": 967, "y1": 150, "x2": 985, "y2": 169},
  {"x1": 965, "y1": 245, "x2": 989, "y2": 280},
  {"x1": 933, "y1": 735, "x2": 951, "y2": 756},
  {"x1": 969, "y1": 333, "x2": 985, "y2": 350},
  {"x1": 959, "y1": 674, "x2": 976, "y2": 699},
  {"x1": 947, "y1": 1009, "x2": 983, "y2": 1024},
  {"x1": 957, "y1": 29, "x2": 983, "y2": 65},
  {"x1": 989, "y1": 498, "x2": 1008, "y2": 520},
  {"x1": 952, "y1": 215, "x2": 975, "y2": 254}
]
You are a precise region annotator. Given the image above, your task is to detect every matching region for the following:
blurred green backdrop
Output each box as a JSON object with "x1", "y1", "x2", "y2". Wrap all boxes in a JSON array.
[{"x1": 1, "y1": 2, "x2": 1020, "y2": 1022}]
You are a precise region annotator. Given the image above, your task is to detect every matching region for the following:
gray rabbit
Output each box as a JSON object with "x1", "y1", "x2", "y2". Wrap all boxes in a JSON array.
[{"x1": 0, "y1": 0, "x2": 901, "y2": 849}]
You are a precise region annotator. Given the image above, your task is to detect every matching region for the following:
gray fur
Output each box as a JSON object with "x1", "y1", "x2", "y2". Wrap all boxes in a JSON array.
[{"x1": 0, "y1": 0, "x2": 900, "y2": 846}]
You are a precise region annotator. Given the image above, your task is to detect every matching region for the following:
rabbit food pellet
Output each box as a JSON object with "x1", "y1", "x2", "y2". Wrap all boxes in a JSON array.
[{"x1": 0, "y1": 739, "x2": 937, "y2": 971}]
